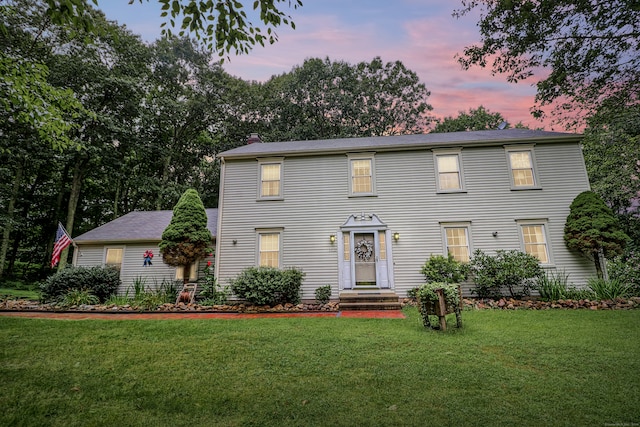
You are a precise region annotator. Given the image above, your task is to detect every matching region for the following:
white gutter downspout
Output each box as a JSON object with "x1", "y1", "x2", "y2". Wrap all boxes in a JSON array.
[{"x1": 214, "y1": 156, "x2": 226, "y2": 279}]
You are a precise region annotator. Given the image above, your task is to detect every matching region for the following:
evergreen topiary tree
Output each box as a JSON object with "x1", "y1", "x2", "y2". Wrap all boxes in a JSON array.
[
  {"x1": 564, "y1": 191, "x2": 629, "y2": 278},
  {"x1": 159, "y1": 189, "x2": 212, "y2": 282}
]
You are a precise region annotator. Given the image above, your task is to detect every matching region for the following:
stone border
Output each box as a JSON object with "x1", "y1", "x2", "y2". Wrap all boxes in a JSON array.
[{"x1": 2, "y1": 297, "x2": 639, "y2": 313}]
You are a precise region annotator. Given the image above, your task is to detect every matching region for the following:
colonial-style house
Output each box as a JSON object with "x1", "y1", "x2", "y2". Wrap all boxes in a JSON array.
[
  {"x1": 214, "y1": 129, "x2": 595, "y2": 302},
  {"x1": 73, "y1": 209, "x2": 217, "y2": 294}
]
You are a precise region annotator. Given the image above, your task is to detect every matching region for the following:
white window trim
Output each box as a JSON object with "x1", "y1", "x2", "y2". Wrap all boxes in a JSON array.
[
  {"x1": 439, "y1": 222, "x2": 472, "y2": 263},
  {"x1": 516, "y1": 219, "x2": 553, "y2": 265},
  {"x1": 257, "y1": 157, "x2": 284, "y2": 201},
  {"x1": 103, "y1": 246, "x2": 125, "y2": 272},
  {"x1": 256, "y1": 228, "x2": 283, "y2": 268},
  {"x1": 433, "y1": 148, "x2": 466, "y2": 193},
  {"x1": 504, "y1": 145, "x2": 541, "y2": 190},
  {"x1": 347, "y1": 153, "x2": 376, "y2": 197}
]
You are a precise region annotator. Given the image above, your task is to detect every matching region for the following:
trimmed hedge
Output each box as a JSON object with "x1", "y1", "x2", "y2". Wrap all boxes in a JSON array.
[
  {"x1": 230, "y1": 266, "x2": 305, "y2": 306},
  {"x1": 40, "y1": 266, "x2": 121, "y2": 303}
]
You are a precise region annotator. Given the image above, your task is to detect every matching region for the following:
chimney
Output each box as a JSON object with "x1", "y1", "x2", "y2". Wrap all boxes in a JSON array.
[{"x1": 247, "y1": 133, "x2": 262, "y2": 144}]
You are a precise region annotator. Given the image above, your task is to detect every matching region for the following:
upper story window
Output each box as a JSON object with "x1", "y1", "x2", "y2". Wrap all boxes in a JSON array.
[
  {"x1": 441, "y1": 223, "x2": 471, "y2": 262},
  {"x1": 434, "y1": 149, "x2": 465, "y2": 192},
  {"x1": 258, "y1": 158, "x2": 283, "y2": 200},
  {"x1": 105, "y1": 247, "x2": 123, "y2": 272},
  {"x1": 505, "y1": 145, "x2": 540, "y2": 189},
  {"x1": 258, "y1": 231, "x2": 281, "y2": 268},
  {"x1": 517, "y1": 220, "x2": 551, "y2": 264},
  {"x1": 348, "y1": 153, "x2": 376, "y2": 196}
]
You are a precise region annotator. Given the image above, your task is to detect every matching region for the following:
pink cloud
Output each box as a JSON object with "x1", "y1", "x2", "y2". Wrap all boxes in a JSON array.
[{"x1": 222, "y1": 7, "x2": 555, "y2": 130}]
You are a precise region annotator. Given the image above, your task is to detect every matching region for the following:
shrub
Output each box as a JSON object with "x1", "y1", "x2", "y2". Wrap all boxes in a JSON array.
[
  {"x1": 230, "y1": 266, "x2": 305, "y2": 306},
  {"x1": 40, "y1": 266, "x2": 121, "y2": 303},
  {"x1": 315, "y1": 285, "x2": 332, "y2": 304},
  {"x1": 132, "y1": 292, "x2": 165, "y2": 311},
  {"x1": 416, "y1": 282, "x2": 461, "y2": 329},
  {"x1": 608, "y1": 250, "x2": 640, "y2": 296},
  {"x1": 536, "y1": 269, "x2": 571, "y2": 301},
  {"x1": 469, "y1": 249, "x2": 543, "y2": 298},
  {"x1": 564, "y1": 190, "x2": 629, "y2": 278},
  {"x1": 60, "y1": 289, "x2": 99, "y2": 307},
  {"x1": 564, "y1": 287, "x2": 596, "y2": 300},
  {"x1": 160, "y1": 189, "x2": 212, "y2": 270},
  {"x1": 420, "y1": 254, "x2": 469, "y2": 284},
  {"x1": 587, "y1": 277, "x2": 633, "y2": 300},
  {"x1": 199, "y1": 265, "x2": 229, "y2": 305}
]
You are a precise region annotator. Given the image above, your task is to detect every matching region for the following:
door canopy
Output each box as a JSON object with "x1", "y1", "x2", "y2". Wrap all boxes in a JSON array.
[{"x1": 341, "y1": 213, "x2": 387, "y2": 231}]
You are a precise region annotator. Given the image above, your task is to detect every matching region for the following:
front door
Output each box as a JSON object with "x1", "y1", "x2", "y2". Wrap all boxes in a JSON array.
[
  {"x1": 354, "y1": 233, "x2": 376, "y2": 287},
  {"x1": 337, "y1": 213, "x2": 394, "y2": 290}
]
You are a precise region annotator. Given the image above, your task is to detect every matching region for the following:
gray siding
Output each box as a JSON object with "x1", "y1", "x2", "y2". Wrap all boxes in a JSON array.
[
  {"x1": 216, "y1": 140, "x2": 595, "y2": 299},
  {"x1": 74, "y1": 242, "x2": 215, "y2": 295}
]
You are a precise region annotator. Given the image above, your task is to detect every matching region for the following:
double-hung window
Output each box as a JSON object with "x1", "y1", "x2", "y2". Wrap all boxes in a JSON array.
[
  {"x1": 258, "y1": 158, "x2": 283, "y2": 200},
  {"x1": 517, "y1": 220, "x2": 551, "y2": 264},
  {"x1": 505, "y1": 145, "x2": 539, "y2": 189},
  {"x1": 348, "y1": 153, "x2": 375, "y2": 196},
  {"x1": 441, "y1": 223, "x2": 471, "y2": 262},
  {"x1": 434, "y1": 149, "x2": 465, "y2": 192},
  {"x1": 104, "y1": 247, "x2": 123, "y2": 272},
  {"x1": 258, "y1": 230, "x2": 281, "y2": 268}
]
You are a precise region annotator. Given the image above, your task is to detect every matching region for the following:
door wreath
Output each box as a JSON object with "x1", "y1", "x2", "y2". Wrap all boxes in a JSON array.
[{"x1": 354, "y1": 239, "x2": 374, "y2": 261}]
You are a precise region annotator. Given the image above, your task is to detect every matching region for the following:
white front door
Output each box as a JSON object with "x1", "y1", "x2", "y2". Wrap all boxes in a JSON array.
[
  {"x1": 354, "y1": 233, "x2": 376, "y2": 287},
  {"x1": 338, "y1": 228, "x2": 392, "y2": 290}
]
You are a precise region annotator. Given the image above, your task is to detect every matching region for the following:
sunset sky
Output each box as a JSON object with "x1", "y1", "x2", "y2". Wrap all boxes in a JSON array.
[{"x1": 96, "y1": 0, "x2": 555, "y2": 130}]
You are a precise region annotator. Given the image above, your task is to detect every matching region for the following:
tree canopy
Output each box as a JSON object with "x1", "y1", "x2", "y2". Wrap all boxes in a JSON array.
[
  {"x1": 431, "y1": 106, "x2": 507, "y2": 133},
  {"x1": 257, "y1": 57, "x2": 433, "y2": 141},
  {"x1": 454, "y1": 0, "x2": 640, "y2": 124},
  {"x1": 564, "y1": 191, "x2": 630, "y2": 278},
  {"x1": 38, "y1": 0, "x2": 302, "y2": 57}
]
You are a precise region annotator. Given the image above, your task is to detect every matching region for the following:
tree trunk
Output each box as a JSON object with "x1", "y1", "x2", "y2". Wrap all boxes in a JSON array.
[
  {"x1": 0, "y1": 163, "x2": 23, "y2": 277},
  {"x1": 58, "y1": 154, "x2": 89, "y2": 270},
  {"x1": 156, "y1": 154, "x2": 172, "y2": 210},
  {"x1": 593, "y1": 249, "x2": 604, "y2": 279}
]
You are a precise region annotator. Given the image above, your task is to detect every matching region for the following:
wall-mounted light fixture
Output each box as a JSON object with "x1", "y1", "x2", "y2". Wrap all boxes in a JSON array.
[
  {"x1": 329, "y1": 234, "x2": 336, "y2": 243},
  {"x1": 393, "y1": 232, "x2": 400, "y2": 241},
  {"x1": 492, "y1": 231, "x2": 498, "y2": 237}
]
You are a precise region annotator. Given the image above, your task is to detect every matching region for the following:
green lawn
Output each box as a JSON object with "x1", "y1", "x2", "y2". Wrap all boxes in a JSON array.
[
  {"x1": 0, "y1": 287, "x2": 40, "y2": 300},
  {"x1": 1, "y1": 308, "x2": 639, "y2": 426}
]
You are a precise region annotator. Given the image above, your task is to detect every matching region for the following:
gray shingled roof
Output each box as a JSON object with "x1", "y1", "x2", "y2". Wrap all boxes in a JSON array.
[
  {"x1": 73, "y1": 209, "x2": 218, "y2": 243},
  {"x1": 219, "y1": 129, "x2": 582, "y2": 159}
]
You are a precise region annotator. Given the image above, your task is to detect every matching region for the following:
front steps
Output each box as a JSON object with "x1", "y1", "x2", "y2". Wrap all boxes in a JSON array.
[{"x1": 339, "y1": 290, "x2": 402, "y2": 311}]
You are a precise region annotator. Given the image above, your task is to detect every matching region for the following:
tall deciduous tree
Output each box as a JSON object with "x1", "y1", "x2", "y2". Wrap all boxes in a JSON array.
[
  {"x1": 582, "y1": 104, "x2": 640, "y2": 248},
  {"x1": 454, "y1": 1, "x2": 640, "y2": 125},
  {"x1": 159, "y1": 189, "x2": 211, "y2": 280},
  {"x1": 260, "y1": 56, "x2": 432, "y2": 141},
  {"x1": 432, "y1": 106, "x2": 507, "y2": 133},
  {"x1": 564, "y1": 191, "x2": 630, "y2": 278}
]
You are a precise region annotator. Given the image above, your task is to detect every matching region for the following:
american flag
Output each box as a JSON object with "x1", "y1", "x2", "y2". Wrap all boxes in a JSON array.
[{"x1": 51, "y1": 223, "x2": 72, "y2": 268}]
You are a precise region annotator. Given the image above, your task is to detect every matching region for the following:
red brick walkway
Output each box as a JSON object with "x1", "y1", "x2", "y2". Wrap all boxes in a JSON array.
[{"x1": 0, "y1": 310, "x2": 405, "y2": 320}]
